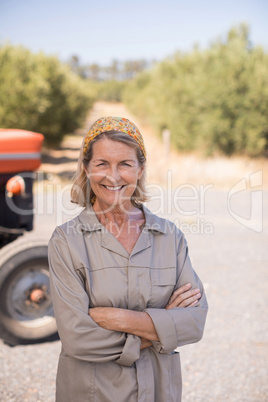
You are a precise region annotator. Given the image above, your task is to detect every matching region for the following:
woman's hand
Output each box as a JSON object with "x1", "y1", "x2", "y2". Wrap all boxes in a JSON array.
[
  {"x1": 139, "y1": 283, "x2": 200, "y2": 349},
  {"x1": 165, "y1": 282, "x2": 201, "y2": 310},
  {"x1": 140, "y1": 338, "x2": 152, "y2": 349}
]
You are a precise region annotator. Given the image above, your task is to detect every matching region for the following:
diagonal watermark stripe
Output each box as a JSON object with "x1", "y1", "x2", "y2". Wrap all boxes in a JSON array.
[{"x1": 227, "y1": 170, "x2": 263, "y2": 233}]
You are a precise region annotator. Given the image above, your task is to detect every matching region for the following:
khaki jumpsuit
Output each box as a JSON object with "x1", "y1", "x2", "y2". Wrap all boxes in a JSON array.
[{"x1": 48, "y1": 204, "x2": 208, "y2": 402}]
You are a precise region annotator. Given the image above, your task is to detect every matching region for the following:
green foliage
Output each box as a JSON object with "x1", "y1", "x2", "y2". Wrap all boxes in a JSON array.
[
  {"x1": 123, "y1": 24, "x2": 268, "y2": 156},
  {"x1": 93, "y1": 80, "x2": 127, "y2": 102},
  {"x1": 0, "y1": 44, "x2": 95, "y2": 145}
]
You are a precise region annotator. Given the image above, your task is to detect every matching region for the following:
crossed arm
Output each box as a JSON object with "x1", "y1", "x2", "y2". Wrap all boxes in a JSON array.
[{"x1": 89, "y1": 283, "x2": 201, "y2": 349}]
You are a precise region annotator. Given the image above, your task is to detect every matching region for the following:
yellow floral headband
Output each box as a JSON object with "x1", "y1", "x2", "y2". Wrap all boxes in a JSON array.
[{"x1": 83, "y1": 116, "x2": 146, "y2": 159}]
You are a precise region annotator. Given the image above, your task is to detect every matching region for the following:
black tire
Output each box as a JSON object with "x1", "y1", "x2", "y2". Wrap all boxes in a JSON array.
[{"x1": 0, "y1": 239, "x2": 57, "y2": 340}]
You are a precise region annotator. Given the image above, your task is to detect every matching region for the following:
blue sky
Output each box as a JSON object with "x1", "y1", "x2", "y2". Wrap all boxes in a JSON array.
[{"x1": 1, "y1": 0, "x2": 267, "y2": 65}]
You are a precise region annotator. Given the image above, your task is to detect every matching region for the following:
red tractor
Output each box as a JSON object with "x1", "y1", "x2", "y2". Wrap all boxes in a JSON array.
[{"x1": 0, "y1": 129, "x2": 57, "y2": 341}]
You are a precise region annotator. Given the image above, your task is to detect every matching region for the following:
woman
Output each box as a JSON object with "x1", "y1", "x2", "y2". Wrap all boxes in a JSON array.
[{"x1": 48, "y1": 116, "x2": 208, "y2": 402}]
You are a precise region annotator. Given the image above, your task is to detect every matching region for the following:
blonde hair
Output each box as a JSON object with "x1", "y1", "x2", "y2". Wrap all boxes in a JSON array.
[{"x1": 71, "y1": 131, "x2": 148, "y2": 207}]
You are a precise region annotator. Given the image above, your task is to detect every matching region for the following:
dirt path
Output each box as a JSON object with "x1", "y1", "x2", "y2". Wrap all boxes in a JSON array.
[{"x1": 41, "y1": 101, "x2": 268, "y2": 189}]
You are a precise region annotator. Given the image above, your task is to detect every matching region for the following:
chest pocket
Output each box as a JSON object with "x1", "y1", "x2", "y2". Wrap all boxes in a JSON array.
[{"x1": 148, "y1": 267, "x2": 176, "y2": 308}]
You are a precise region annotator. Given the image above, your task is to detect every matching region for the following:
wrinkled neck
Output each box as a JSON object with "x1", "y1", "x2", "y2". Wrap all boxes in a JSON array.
[{"x1": 93, "y1": 199, "x2": 143, "y2": 227}]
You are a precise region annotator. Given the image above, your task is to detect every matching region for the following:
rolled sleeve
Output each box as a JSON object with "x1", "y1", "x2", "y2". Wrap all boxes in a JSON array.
[{"x1": 144, "y1": 308, "x2": 178, "y2": 354}]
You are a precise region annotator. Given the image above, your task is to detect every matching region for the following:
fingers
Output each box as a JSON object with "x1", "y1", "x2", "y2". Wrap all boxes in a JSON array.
[
  {"x1": 189, "y1": 299, "x2": 199, "y2": 307},
  {"x1": 166, "y1": 286, "x2": 201, "y2": 309},
  {"x1": 168, "y1": 283, "x2": 192, "y2": 304}
]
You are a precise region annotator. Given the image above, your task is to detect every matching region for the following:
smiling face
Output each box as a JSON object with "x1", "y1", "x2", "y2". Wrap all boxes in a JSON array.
[{"x1": 85, "y1": 137, "x2": 144, "y2": 211}]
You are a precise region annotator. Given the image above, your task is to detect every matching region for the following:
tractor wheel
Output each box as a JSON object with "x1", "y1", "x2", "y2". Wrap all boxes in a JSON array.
[{"x1": 0, "y1": 239, "x2": 57, "y2": 340}]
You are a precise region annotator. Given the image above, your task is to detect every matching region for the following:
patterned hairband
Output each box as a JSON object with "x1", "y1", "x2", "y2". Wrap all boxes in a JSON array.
[{"x1": 83, "y1": 116, "x2": 146, "y2": 159}]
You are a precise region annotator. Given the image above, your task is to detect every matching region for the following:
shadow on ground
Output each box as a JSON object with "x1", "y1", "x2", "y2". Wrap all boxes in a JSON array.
[{"x1": 0, "y1": 320, "x2": 59, "y2": 347}]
